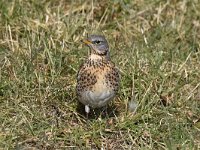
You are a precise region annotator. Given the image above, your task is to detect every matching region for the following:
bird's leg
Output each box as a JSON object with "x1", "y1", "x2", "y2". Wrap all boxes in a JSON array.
[
  {"x1": 85, "y1": 105, "x2": 90, "y2": 119},
  {"x1": 105, "y1": 105, "x2": 109, "y2": 118},
  {"x1": 101, "y1": 105, "x2": 109, "y2": 118}
]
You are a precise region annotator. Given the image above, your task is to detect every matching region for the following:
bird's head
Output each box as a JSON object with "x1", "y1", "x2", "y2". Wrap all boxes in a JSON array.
[{"x1": 82, "y1": 35, "x2": 109, "y2": 56}]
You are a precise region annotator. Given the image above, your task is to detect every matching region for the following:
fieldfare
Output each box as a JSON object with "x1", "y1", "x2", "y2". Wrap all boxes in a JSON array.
[{"x1": 76, "y1": 35, "x2": 120, "y2": 117}]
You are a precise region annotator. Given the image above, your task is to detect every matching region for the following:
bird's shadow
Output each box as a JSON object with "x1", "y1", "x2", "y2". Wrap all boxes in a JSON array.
[{"x1": 76, "y1": 101, "x2": 119, "y2": 120}]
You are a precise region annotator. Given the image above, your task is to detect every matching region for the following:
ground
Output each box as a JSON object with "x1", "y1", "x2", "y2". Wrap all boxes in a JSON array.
[{"x1": 0, "y1": 0, "x2": 200, "y2": 149}]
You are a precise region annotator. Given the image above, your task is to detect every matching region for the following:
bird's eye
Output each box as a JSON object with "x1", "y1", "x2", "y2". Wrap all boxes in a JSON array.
[{"x1": 93, "y1": 40, "x2": 101, "y2": 44}]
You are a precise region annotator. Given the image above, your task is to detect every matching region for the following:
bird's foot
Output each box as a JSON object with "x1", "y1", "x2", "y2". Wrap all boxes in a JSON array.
[{"x1": 85, "y1": 105, "x2": 90, "y2": 119}]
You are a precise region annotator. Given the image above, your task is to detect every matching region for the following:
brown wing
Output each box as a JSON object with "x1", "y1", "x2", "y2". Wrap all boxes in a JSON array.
[
  {"x1": 76, "y1": 64, "x2": 97, "y2": 94},
  {"x1": 105, "y1": 66, "x2": 120, "y2": 92}
]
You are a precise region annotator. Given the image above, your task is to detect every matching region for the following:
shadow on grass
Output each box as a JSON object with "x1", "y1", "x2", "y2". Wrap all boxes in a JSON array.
[{"x1": 76, "y1": 101, "x2": 119, "y2": 120}]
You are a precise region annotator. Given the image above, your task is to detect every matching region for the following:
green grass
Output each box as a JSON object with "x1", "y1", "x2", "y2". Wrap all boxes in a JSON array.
[{"x1": 0, "y1": 0, "x2": 200, "y2": 149}]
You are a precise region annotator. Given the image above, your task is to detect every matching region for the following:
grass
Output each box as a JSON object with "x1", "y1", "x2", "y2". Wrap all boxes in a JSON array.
[{"x1": 0, "y1": 0, "x2": 200, "y2": 149}]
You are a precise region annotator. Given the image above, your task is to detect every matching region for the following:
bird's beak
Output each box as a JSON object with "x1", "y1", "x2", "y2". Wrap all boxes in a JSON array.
[{"x1": 82, "y1": 39, "x2": 92, "y2": 45}]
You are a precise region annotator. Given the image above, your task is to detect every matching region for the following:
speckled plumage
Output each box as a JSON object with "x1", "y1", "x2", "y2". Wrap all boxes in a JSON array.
[{"x1": 76, "y1": 35, "x2": 120, "y2": 115}]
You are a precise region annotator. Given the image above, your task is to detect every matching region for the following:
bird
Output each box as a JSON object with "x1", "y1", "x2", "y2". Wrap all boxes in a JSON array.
[{"x1": 76, "y1": 34, "x2": 120, "y2": 117}]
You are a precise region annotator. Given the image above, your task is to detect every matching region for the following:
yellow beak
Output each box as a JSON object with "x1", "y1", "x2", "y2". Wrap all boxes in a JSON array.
[{"x1": 82, "y1": 39, "x2": 92, "y2": 45}]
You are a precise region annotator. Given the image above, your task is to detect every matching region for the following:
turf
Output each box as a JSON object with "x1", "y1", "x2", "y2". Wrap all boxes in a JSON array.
[{"x1": 0, "y1": 0, "x2": 200, "y2": 149}]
